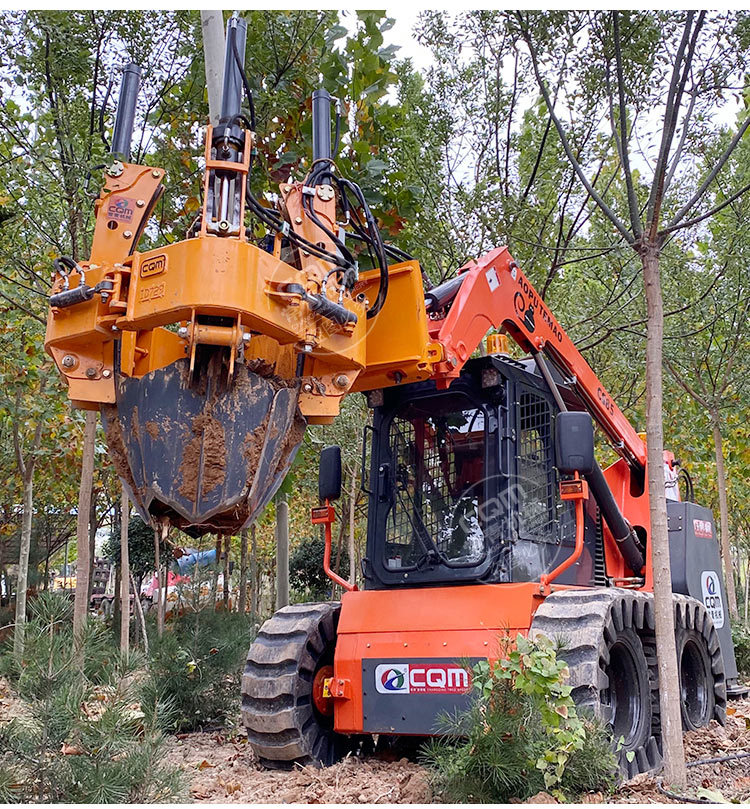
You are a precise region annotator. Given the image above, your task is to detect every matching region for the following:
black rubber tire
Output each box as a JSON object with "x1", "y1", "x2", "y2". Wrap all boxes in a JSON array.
[
  {"x1": 241, "y1": 602, "x2": 352, "y2": 769},
  {"x1": 602, "y1": 627, "x2": 652, "y2": 754},
  {"x1": 672, "y1": 595, "x2": 725, "y2": 729},
  {"x1": 530, "y1": 589, "x2": 661, "y2": 779},
  {"x1": 676, "y1": 627, "x2": 715, "y2": 731}
]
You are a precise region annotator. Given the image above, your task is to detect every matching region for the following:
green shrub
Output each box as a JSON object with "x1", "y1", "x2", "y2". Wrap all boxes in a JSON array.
[
  {"x1": 422, "y1": 634, "x2": 618, "y2": 803},
  {"x1": 732, "y1": 621, "x2": 750, "y2": 677},
  {"x1": 290, "y1": 534, "x2": 349, "y2": 600},
  {"x1": 141, "y1": 608, "x2": 255, "y2": 731},
  {"x1": 0, "y1": 590, "x2": 184, "y2": 803}
]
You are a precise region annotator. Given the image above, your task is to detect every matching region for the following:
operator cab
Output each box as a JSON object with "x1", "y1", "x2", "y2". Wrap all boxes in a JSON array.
[{"x1": 360, "y1": 354, "x2": 602, "y2": 590}]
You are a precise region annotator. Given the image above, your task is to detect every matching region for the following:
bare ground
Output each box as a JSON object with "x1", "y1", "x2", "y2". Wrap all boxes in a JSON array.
[
  {"x1": 169, "y1": 700, "x2": 750, "y2": 804},
  {"x1": 4, "y1": 675, "x2": 750, "y2": 803},
  {"x1": 164, "y1": 733, "x2": 432, "y2": 804}
]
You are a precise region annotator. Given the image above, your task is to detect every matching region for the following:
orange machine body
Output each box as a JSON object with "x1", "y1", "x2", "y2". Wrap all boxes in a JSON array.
[{"x1": 331, "y1": 582, "x2": 568, "y2": 734}]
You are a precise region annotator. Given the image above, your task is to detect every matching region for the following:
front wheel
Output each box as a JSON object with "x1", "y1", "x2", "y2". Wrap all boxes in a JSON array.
[{"x1": 241, "y1": 602, "x2": 353, "y2": 769}]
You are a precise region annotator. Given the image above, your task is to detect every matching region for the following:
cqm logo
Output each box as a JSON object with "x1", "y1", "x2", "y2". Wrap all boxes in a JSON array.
[
  {"x1": 701, "y1": 570, "x2": 725, "y2": 629},
  {"x1": 377, "y1": 664, "x2": 409, "y2": 694},
  {"x1": 374, "y1": 663, "x2": 471, "y2": 695}
]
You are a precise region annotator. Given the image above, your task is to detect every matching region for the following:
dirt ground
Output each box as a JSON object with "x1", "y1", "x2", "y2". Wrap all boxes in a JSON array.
[
  {"x1": 165, "y1": 732, "x2": 432, "y2": 804},
  {"x1": 167, "y1": 700, "x2": 750, "y2": 804},
  {"x1": 4, "y1": 675, "x2": 750, "y2": 803}
]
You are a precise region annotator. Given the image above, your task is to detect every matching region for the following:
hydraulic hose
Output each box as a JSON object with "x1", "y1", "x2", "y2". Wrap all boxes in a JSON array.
[{"x1": 585, "y1": 462, "x2": 645, "y2": 575}]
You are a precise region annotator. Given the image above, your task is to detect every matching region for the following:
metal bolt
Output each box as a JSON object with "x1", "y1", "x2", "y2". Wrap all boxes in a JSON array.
[
  {"x1": 218, "y1": 220, "x2": 230, "y2": 232},
  {"x1": 136, "y1": 199, "x2": 145, "y2": 208},
  {"x1": 302, "y1": 250, "x2": 310, "y2": 257},
  {"x1": 151, "y1": 170, "x2": 161, "y2": 178},
  {"x1": 317, "y1": 184, "x2": 334, "y2": 201},
  {"x1": 443, "y1": 642, "x2": 447, "y2": 646},
  {"x1": 302, "y1": 382, "x2": 313, "y2": 393},
  {"x1": 123, "y1": 230, "x2": 132, "y2": 238},
  {"x1": 102, "y1": 369, "x2": 112, "y2": 379},
  {"x1": 111, "y1": 325, "x2": 119, "y2": 333},
  {"x1": 85, "y1": 367, "x2": 97, "y2": 378},
  {"x1": 294, "y1": 217, "x2": 302, "y2": 225},
  {"x1": 333, "y1": 374, "x2": 349, "y2": 389},
  {"x1": 177, "y1": 326, "x2": 189, "y2": 339},
  {"x1": 242, "y1": 332, "x2": 252, "y2": 343},
  {"x1": 61, "y1": 354, "x2": 76, "y2": 368},
  {"x1": 301, "y1": 343, "x2": 313, "y2": 353}
]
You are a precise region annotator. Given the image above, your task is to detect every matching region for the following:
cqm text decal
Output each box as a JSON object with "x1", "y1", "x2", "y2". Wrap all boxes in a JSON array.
[{"x1": 374, "y1": 663, "x2": 471, "y2": 695}]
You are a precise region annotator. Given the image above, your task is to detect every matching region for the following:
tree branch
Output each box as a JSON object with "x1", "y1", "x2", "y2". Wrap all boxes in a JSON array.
[
  {"x1": 644, "y1": 11, "x2": 703, "y2": 237},
  {"x1": 665, "y1": 357, "x2": 710, "y2": 410},
  {"x1": 514, "y1": 12, "x2": 634, "y2": 244},
  {"x1": 612, "y1": 12, "x2": 642, "y2": 237},
  {"x1": 660, "y1": 180, "x2": 750, "y2": 235},
  {"x1": 666, "y1": 114, "x2": 750, "y2": 228}
]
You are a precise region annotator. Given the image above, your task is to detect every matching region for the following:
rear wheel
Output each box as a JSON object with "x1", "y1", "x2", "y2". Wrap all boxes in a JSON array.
[
  {"x1": 241, "y1": 602, "x2": 353, "y2": 769},
  {"x1": 677, "y1": 628, "x2": 715, "y2": 731}
]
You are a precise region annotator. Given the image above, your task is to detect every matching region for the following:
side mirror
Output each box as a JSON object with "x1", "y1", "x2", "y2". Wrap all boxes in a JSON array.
[
  {"x1": 556, "y1": 411, "x2": 595, "y2": 475},
  {"x1": 319, "y1": 445, "x2": 342, "y2": 501}
]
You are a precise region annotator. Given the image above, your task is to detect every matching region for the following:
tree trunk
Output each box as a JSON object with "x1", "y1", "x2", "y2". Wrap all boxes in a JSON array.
[
  {"x1": 86, "y1": 486, "x2": 97, "y2": 607},
  {"x1": 276, "y1": 495, "x2": 289, "y2": 609},
  {"x1": 161, "y1": 555, "x2": 169, "y2": 628},
  {"x1": 710, "y1": 410, "x2": 738, "y2": 619},
  {"x1": 13, "y1": 472, "x2": 34, "y2": 660},
  {"x1": 131, "y1": 572, "x2": 148, "y2": 655},
  {"x1": 239, "y1": 528, "x2": 248, "y2": 614},
  {"x1": 119, "y1": 488, "x2": 130, "y2": 657},
  {"x1": 250, "y1": 523, "x2": 258, "y2": 618},
  {"x1": 348, "y1": 470, "x2": 357, "y2": 586},
  {"x1": 223, "y1": 534, "x2": 230, "y2": 610},
  {"x1": 73, "y1": 410, "x2": 97, "y2": 662},
  {"x1": 211, "y1": 534, "x2": 221, "y2": 609},
  {"x1": 744, "y1": 554, "x2": 749, "y2": 627},
  {"x1": 153, "y1": 526, "x2": 163, "y2": 638},
  {"x1": 642, "y1": 246, "x2": 687, "y2": 787},
  {"x1": 113, "y1": 562, "x2": 121, "y2": 637}
]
